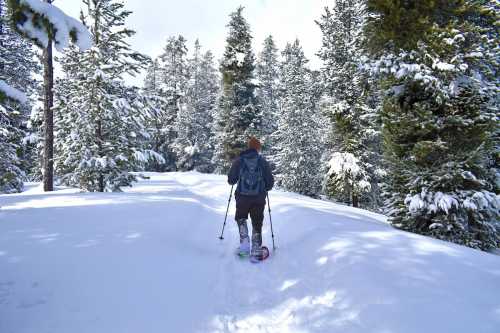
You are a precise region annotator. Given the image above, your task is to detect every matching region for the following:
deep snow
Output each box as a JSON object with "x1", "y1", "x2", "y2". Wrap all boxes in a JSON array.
[{"x1": 0, "y1": 172, "x2": 499, "y2": 333}]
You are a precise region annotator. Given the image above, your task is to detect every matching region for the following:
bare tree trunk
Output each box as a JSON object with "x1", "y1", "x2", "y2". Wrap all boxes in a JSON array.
[
  {"x1": 346, "y1": 181, "x2": 352, "y2": 206},
  {"x1": 0, "y1": 1, "x2": 4, "y2": 73},
  {"x1": 42, "y1": 4, "x2": 54, "y2": 191},
  {"x1": 97, "y1": 118, "x2": 104, "y2": 192},
  {"x1": 352, "y1": 193, "x2": 359, "y2": 208}
]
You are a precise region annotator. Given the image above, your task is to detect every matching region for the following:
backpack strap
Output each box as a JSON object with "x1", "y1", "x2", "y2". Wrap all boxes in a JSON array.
[{"x1": 238, "y1": 156, "x2": 245, "y2": 180}]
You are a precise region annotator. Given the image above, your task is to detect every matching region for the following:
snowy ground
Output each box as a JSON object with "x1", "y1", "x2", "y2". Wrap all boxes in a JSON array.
[{"x1": 1, "y1": 172, "x2": 499, "y2": 333}]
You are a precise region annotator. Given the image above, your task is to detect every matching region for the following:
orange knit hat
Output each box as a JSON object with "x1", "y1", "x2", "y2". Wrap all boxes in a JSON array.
[{"x1": 247, "y1": 137, "x2": 262, "y2": 151}]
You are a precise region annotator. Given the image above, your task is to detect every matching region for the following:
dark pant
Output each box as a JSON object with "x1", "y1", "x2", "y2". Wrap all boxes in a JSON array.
[{"x1": 235, "y1": 195, "x2": 266, "y2": 234}]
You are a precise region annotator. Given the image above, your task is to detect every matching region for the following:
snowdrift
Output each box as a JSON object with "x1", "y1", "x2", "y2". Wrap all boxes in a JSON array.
[{"x1": 0, "y1": 172, "x2": 499, "y2": 332}]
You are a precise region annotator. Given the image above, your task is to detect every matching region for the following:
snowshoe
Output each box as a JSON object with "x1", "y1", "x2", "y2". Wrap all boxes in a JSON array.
[{"x1": 250, "y1": 246, "x2": 270, "y2": 263}]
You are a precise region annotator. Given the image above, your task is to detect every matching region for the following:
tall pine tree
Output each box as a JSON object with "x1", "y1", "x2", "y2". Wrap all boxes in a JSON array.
[
  {"x1": 7, "y1": 0, "x2": 92, "y2": 191},
  {"x1": 152, "y1": 35, "x2": 189, "y2": 171},
  {"x1": 54, "y1": 0, "x2": 150, "y2": 192},
  {"x1": 142, "y1": 58, "x2": 171, "y2": 172},
  {"x1": 317, "y1": 1, "x2": 382, "y2": 208},
  {"x1": 256, "y1": 35, "x2": 279, "y2": 152},
  {"x1": 272, "y1": 40, "x2": 325, "y2": 196},
  {"x1": 173, "y1": 40, "x2": 218, "y2": 172},
  {"x1": 213, "y1": 6, "x2": 260, "y2": 172}
]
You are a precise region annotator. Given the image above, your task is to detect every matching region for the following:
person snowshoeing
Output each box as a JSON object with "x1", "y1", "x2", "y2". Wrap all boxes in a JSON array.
[{"x1": 228, "y1": 137, "x2": 274, "y2": 259}]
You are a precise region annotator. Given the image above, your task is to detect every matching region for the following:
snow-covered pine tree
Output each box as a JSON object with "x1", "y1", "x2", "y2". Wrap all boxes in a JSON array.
[
  {"x1": 144, "y1": 58, "x2": 161, "y2": 93},
  {"x1": 53, "y1": 0, "x2": 150, "y2": 192},
  {"x1": 272, "y1": 39, "x2": 324, "y2": 196},
  {"x1": 197, "y1": 50, "x2": 220, "y2": 172},
  {"x1": 213, "y1": 6, "x2": 261, "y2": 172},
  {"x1": 317, "y1": 1, "x2": 382, "y2": 208},
  {"x1": 256, "y1": 35, "x2": 279, "y2": 153},
  {"x1": 115, "y1": 84, "x2": 166, "y2": 170},
  {"x1": 481, "y1": 0, "x2": 500, "y2": 210},
  {"x1": 154, "y1": 35, "x2": 190, "y2": 171},
  {"x1": 0, "y1": 0, "x2": 39, "y2": 193},
  {"x1": 173, "y1": 40, "x2": 218, "y2": 172},
  {"x1": 142, "y1": 58, "x2": 172, "y2": 172},
  {"x1": 7, "y1": 0, "x2": 92, "y2": 191},
  {"x1": 365, "y1": 0, "x2": 500, "y2": 250}
]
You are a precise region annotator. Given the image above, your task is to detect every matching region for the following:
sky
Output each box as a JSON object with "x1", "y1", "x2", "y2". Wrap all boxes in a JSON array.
[{"x1": 55, "y1": 0, "x2": 331, "y2": 83}]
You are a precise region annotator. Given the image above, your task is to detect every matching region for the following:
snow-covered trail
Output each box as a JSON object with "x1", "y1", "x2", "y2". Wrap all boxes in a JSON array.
[{"x1": 0, "y1": 172, "x2": 499, "y2": 333}]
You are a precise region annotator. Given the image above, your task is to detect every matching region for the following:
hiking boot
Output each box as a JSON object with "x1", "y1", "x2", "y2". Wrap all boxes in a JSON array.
[
  {"x1": 251, "y1": 231, "x2": 263, "y2": 258},
  {"x1": 237, "y1": 219, "x2": 250, "y2": 254}
]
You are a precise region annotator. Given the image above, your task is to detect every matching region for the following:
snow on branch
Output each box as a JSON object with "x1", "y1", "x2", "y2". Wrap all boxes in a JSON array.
[
  {"x1": 405, "y1": 188, "x2": 500, "y2": 216},
  {"x1": 328, "y1": 152, "x2": 363, "y2": 178},
  {"x1": 8, "y1": 0, "x2": 92, "y2": 51},
  {"x1": 0, "y1": 80, "x2": 28, "y2": 104},
  {"x1": 327, "y1": 152, "x2": 371, "y2": 192}
]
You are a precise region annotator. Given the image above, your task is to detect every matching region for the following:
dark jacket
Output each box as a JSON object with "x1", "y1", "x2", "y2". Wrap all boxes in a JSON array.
[{"x1": 228, "y1": 149, "x2": 274, "y2": 199}]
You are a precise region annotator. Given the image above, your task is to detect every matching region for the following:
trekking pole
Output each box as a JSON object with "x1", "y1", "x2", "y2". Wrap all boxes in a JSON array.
[
  {"x1": 219, "y1": 185, "x2": 234, "y2": 240},
  {"x1": 267, "y1": 193, "x2": 276, "y2": 251}
]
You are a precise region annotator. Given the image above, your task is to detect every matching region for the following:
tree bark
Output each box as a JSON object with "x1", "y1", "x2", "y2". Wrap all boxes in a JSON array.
[
  {"x1": 97, "y1": 118, "x2": 104, "y2": 192},
  {"x1": 42, "y1": 11, "x2": 54, "y2": 192},
  {"x1": 94, "y1": 4, "x2": 105, "y2": 192},
  {"x1": 352, "y1": 193, "x2": 359, "y2": 208},
  {"x1": 0, "y1": 2, "x2": 3, "y2": 73}
]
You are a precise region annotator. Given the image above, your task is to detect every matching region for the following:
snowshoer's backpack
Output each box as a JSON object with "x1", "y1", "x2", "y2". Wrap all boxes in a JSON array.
[{"x1": 239, "y1": 156, "x2": 265, "y2": 196}]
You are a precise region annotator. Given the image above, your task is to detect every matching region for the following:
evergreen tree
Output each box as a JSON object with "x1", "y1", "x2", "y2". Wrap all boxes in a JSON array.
[
  {"x1": 54, "y1": 0, "x2": 150, "y2": 192},
  {"x1": 256, "y1": 35, "x2": 279, "y2": 150},
  {"x1": 152, "y1": 35, "x2": 189, "y2": 171},
  {"x1": 7, "y1": 0, "x2": 92, "y2": 192},
  {"x1": 0, "y1": 0, "x2": 39, "y2": 193},
  {"x1": 142, "y1": 58, "x2": 170, "y2": 171},
  {"x1": 142, "y1": 58, "x2": 171, "y2": 171},
  {"x1": 213, "y1": 6, "x2": 260, "y2": 172},
  {"x1": 317, "y1": 1, "x2": 382, "y2": 208},
  {"x1": 273, "y1": 40, "x2": 324, "y2": 196},
  {"x1": 144, "y1": 58, "x2": 161, "y2": 93},
  {"x1": 173, "y1": 40, "x2": 218, "y2": 172},
  {"x1": 365, "y1": 0, "x2": 500, "y2": 250}
]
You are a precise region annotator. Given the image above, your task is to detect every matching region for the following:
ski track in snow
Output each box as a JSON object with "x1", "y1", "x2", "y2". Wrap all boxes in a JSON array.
[{"x1": 0, "y1": 172, "x2": 499, "y2": 333}]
